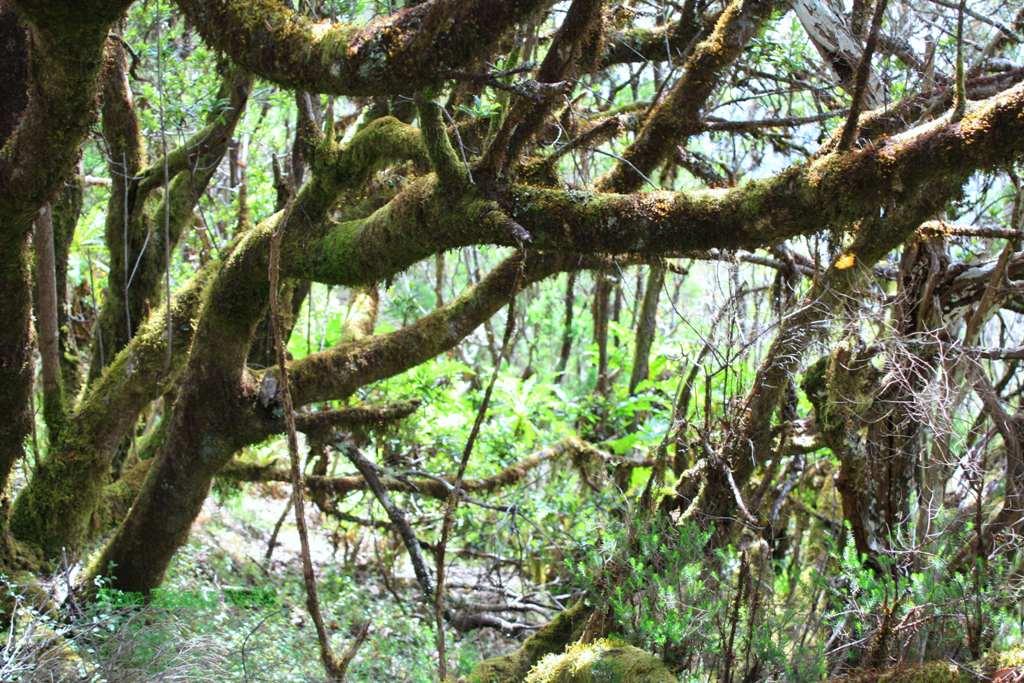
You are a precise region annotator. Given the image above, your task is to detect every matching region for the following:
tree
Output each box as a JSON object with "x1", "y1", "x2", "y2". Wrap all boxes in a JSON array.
[{"x1": 2, "y1": 0, "x2": 1024, "y2": 680}]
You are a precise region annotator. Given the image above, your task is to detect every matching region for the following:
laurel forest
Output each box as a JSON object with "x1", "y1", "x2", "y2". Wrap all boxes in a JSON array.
[{"x1": 2, "y1": 0, "x2": 1024, "y2": 680}]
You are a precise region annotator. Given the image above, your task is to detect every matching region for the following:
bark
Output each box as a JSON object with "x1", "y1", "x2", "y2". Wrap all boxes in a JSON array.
[
  {"x1": 792, "y1": 0, "x2": 883, "y2": 108},
  {"x1": 51, "y1": 177, "x2": 83, "y2": 396},
  {"x1": 966, "y1": 371, "x2": 1024, "y2": 561},
  {"x1": 246, "y1": 280, "x2": 309, "y2": 369},
  {"x1": 479, "y1": 0, "x2": 603, "y2": 174},
  {"x1": 0, "y1": 2, "x2": 31, "y2": 492},
  {"x1": 0, "y1": 0, "x2": 131, "y2": 224},
  {"x1": 554, "y1": 272, "x2": 576, "y2": 383},
  {"x1": 0, "y1": 0, "x2": 132, "y2": 489},
  {"x1": 593, "y1": 270, "x2": 612, "y2": 398},
  {"x1": 598, "y1": 3, "x2": 703, "y2": 70},
  {"x1": 0, "y1": 2, "x2": 27, "y2": 146},
  {"x1": 0, "y1": 232, "x2": 32, "y2": 493},
  {"x1": 32, "y1": 204, "x2": 64, "y2": 435}
]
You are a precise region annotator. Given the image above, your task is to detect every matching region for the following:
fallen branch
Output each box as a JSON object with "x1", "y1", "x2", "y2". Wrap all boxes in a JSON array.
[{"x1": 221, "y1": 437, "x2": 599, "y2": 500}]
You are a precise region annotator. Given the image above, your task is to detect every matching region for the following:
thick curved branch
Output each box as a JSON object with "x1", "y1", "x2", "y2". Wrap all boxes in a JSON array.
[
  {"x1": 174, "y1": 0, "x2": 550, "y2": 96},
  {"x1": 291, "y1": 81, "x2": 1024, "y2": 289},
  {"x1": 292, "y1": 401, "x2": 421, "y2": 434},
  {"x1": 283, "y1": 252, "x2": 606, "y2": 407}
]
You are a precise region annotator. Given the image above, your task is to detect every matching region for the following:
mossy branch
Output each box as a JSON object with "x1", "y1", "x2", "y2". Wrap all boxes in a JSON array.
[
  {"x1": 597, "y1": 0, "x2": 778, "y2": 193},
  {"x1": 173, "y1": 0, "x2": 550, "y2": 97},
  {"x1": 414, "y1": 93, "x2": 470, "y2": 189}
]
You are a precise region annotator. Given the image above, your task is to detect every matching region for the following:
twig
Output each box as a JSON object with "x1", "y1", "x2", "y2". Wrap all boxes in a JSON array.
[{"x1": 268, "y1": 202, "x2": 363, "y2": 681}]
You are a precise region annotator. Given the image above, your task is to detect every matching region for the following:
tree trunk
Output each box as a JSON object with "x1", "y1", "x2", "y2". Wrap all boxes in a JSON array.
[{"x1": 629, "y1": 265, "x2": 665, "y2": 394}]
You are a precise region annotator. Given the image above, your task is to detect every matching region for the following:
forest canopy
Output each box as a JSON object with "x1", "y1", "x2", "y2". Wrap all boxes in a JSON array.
[{"x1": 1, "y1": 0, "x2": 1024, "y2": 680}]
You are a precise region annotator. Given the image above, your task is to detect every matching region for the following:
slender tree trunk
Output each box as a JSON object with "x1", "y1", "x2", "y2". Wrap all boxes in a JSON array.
[
  {"x1": 555, "y1": 271, "x2": 576, "y2": 383},
  {"x1": 33, "y1": 204, "x2": 65, "y2": 435},
  {"x1": 629, "y1": 265, "x2": 665, "y2": 394},
  {"x1": 593, "y1": 270, "x2": 612, "y2": 398}
]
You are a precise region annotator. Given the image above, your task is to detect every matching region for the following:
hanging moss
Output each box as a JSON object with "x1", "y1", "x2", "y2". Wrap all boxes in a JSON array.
[{"x1": 524, "y1": 638, "x2": 675, "y2": 683}]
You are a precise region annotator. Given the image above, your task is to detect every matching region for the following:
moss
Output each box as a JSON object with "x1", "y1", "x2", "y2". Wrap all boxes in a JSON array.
[
  {"x1": 0, "y1": 237, "x2": 33, "y2": 492},
  {"x1": 9, "y1": 266, "x2": 212, "y2": 560},
  {"x1": 177, "y1": 0, "x2": 546, "y2": 96},
  {"x1": 524, "y1": 639, "x2": 675, "y2": 683},
  {"x1": 837, "y1": 650, "x2": 1024, "y2": 682},
  {"x1": 467, "y1": 602, "x2": 589, "y2": 683},
  {"x1": 415, "y1": 94, "x2": 469, "y2": 189}
]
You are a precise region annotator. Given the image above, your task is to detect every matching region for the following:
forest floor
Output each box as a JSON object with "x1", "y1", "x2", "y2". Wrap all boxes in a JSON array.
[{"x1": 11, "y1": 485, "x2": 542, "y2": 682}]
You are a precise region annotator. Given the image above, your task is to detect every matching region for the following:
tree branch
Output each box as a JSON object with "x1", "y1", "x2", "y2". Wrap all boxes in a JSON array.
[{"x1": 173, "y1": 0, "x2": 552, "y2": 96}]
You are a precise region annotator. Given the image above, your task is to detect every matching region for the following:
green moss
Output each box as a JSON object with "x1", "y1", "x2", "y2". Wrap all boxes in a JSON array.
[
  {"x1": 467, "y1": 602, "x2": 589, "y2": 683},
  {"x1": 415, "y1": 94, "x2": 470, "y2": 189},
  {"x1": 524, "y1": 638, "x2": 675, "y2": 683}
]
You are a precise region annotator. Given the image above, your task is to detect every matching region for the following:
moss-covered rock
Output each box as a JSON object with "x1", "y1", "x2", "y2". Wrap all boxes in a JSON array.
[
  {"x1": 466, "y1": 602, "x2": 589, "y2": 683},
  {"x1": 524, "y1": 639, "x2": 675, "y2": 683}
]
